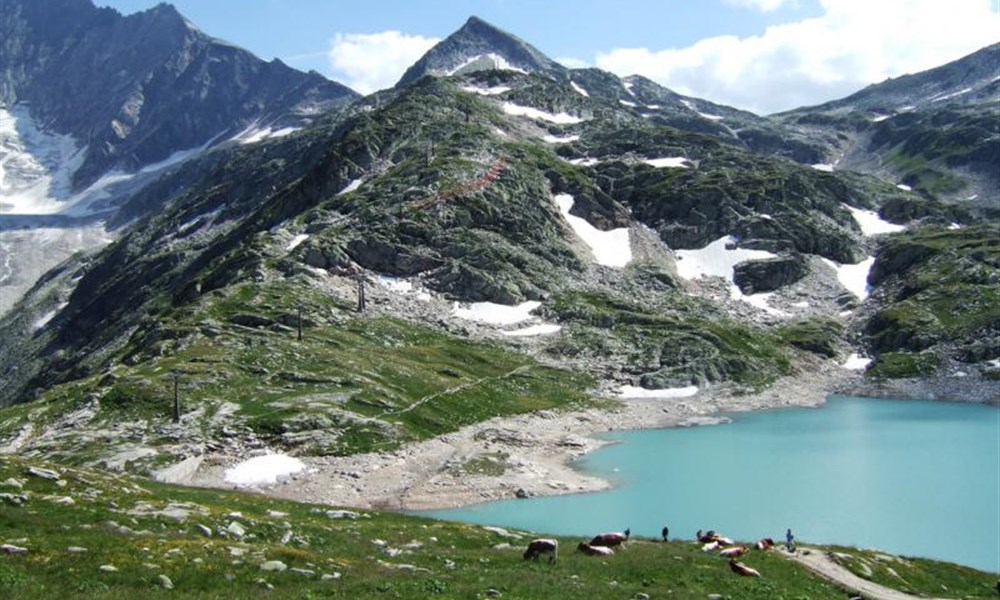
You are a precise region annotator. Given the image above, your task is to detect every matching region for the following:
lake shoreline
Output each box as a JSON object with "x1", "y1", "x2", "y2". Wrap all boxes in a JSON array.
[
  {"x1": 187, "y1": 356, "x2": 850, "y2": 510},
  {"x1": 184, "y1": 360, "x2": 997, "y2": 512}
]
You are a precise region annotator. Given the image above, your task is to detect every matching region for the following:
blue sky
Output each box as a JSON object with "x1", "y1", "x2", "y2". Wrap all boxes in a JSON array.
[{"x1": 96, "y1": 0, "x2": 999, "y2": 114}]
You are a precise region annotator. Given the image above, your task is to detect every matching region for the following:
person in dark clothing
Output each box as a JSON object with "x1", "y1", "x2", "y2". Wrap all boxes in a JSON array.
[
  {"x1": 785, "y1": 528, "x2": 795, "y2": 552},
  {"x1": 661, "y1": 526, "x2": 669, "y2": 542}
]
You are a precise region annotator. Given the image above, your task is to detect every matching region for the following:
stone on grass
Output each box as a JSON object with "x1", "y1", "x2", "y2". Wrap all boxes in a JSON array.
[
  {"x1": 482, "y1": 526, "x2": 522, "y2": 539},
  {"x1": 1, "y1": 478, "x2": 24, "y2": 489},
  {"x1": 1, "y1": 544, "x2": 28, "y2": 554},
  {"x1": 196, "y1": 524, "x2": 213, "y2": 537},
  {"x1": 25, "y1": 466, "x2": 61, "y2": 480},
  {"x1": 321, "y1": 572, "x2": 342, "y2": 581},
  {"x1": 158, "y1": 574, "x2": 174, "y2": 589},
  {"x1": 0, "y1": 493, "x2": 27, "y2": 506},
  {"x1": 66, "y1": 546, "x2": 88, "y2": 553},
  {"x1": 260, "y1": 560, "x2": 287, "y2": 572},
  {"x1": 99, "y1": 564, "x2": 119, "y2": 572},
  {"x1": 325, "y1": 510, "x2": 360, "y2": 520},
  {"x1": 226, "y1": 521, "x2": 246, "y2": 538}
]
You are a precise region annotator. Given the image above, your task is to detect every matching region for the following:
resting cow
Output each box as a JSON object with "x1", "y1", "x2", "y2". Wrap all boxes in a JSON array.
[
  {"x1": 755, "y1": 538, "x2": 775, "y2": 551},
  {"x1": 729, "y1": 559, "x2": 761, "y2": 577},
  {"x1": 719, "y1": 545, "x2": 749, "y2": 558},
  {"x1": 577, "y1": 542, "x2": 614, "y2": 556},
  {"x1": 523, "y1": 538, "x2": 558, "y2": 563}
]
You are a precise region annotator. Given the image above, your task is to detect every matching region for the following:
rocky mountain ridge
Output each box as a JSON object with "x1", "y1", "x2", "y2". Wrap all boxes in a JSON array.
[{"x1": 0, "y1": 0, "x2": 359, "y2": 187}]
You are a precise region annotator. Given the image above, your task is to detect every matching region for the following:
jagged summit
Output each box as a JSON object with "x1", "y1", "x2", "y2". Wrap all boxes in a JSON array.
[{"x1": 395, "y1": 15, "x2": 565, "y2": 87}]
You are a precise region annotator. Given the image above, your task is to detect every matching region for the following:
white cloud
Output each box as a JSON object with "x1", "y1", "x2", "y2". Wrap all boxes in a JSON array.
[
  {"x1": 556, "y1": 56, "x2": 591, "y2": 69},
  {"x1": 595, "y1": 0, "x2": 1000, "y2": 114},
  {"x1": 328, "y1": 31, "x2": 439, "y2": 94},
  {"x1": 723, "y1": 0, "x2": 798, "y2": 11}
]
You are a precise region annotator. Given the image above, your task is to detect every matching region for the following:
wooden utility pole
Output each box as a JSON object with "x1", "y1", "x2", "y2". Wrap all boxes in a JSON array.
[
  {"x1": 296, "y1": 303, "x2": 304, "y2": 341},
  {"x1": 170, "y1": 370, "x2": 180, "y2": 423},
  {"x1": 357, "y1": 274, "x2": 366, "y2": 313}
]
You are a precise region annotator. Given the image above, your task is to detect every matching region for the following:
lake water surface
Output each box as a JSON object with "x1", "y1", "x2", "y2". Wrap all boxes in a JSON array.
[{"x1": 419, "y1": 396, "x2": 1000, "y2": 572}]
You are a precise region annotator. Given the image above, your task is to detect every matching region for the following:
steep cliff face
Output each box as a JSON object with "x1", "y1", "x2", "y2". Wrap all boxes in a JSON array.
[{"x1": 0, "y1": 0, "x2": 359, "y2": 188}]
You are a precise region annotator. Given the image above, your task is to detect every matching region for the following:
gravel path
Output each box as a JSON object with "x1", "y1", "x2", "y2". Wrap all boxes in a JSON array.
[{"x1": 787, "y1": 548, "x2": 952, "y2": 600}]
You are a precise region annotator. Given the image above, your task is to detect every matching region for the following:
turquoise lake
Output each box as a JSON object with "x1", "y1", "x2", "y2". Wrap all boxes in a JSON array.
[{"x1": 419, "y1": 396, "x2": 1000, "y2": 573}]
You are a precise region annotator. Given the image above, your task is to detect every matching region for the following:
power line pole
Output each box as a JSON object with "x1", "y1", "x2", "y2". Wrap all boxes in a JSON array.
[
  {"x1": 170, "y1": 370, "x2": 180, "y2": 423},
  {"x1": 357, "y1": 273, "x2": 366, "y2": 313},
  {"x1": 296, "y1": 303, "x2": 304, "y2": 341}
]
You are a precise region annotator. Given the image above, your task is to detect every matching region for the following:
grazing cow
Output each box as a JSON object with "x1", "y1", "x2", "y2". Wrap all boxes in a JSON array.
[
  {"x1": 755, "y1": 538, "x2": 775, "y2": 551},
  {"x1": 716, "y1": 536, "x2": 735, "y2": 546},
  {"x1": 701, "y1": 540, "x2": 721, "y2": 553},
  {"x1": 719, "y1": 545, "x2": 749, "y2": 558},
  {"x1": 729, "y1": 559, "x2": 761, "y2": 577},
  {"x1": 577, "y1": 542, "x2": 614, "y2": 556},
  {"x1": 523, "y1": 538, "x2": 558, "y2": 563},
  {"x1": 589, "y1": 528, "x2": 630, "y2": 549},
  {"x1": 697, "y1": 530, "x2": 718, "y2": 543}
]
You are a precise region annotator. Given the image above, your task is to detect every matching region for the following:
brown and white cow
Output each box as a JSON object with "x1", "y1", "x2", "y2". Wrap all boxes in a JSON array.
[
  {"x1": 729, "y1": 559, "x2": 761, "y2": 577},
  {"x1": 523, "y1": 538, "x2": 558, "y2": 563},
  {"x1": 755, "y1": 538, "x2": 775, "y2": 551},
  {"x1": 719, "y1": 545, "x2": 749, "y2": 558},
  {"x1": 589, "y1": 528, "x2": 630, "y2": 549},
  {"x1": 577, "y1": 542, "x2": 615, "y2": 556}
]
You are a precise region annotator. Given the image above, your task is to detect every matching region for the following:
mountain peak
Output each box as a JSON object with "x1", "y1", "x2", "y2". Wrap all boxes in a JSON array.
[{"x1": 395, "y1": 15, "x2": 565, "y2": 88}]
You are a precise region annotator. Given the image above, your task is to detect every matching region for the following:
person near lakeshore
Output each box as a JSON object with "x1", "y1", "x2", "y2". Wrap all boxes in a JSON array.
[{"x1": 785, "y1": 528, "x2": 795, "y2": 552}]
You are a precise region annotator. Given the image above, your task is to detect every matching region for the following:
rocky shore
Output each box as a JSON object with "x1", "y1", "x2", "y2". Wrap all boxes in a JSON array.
[{"x1": 188, "y1": 359, "x2": 861, "y2": 511}]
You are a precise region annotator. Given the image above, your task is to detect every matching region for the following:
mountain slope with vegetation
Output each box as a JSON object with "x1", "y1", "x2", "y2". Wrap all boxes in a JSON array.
[{"x1": 0, "y1": 2, "x2": 996, "y2": 559}]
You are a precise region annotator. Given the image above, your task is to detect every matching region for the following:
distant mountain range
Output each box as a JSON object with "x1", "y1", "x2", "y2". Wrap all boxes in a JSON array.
[{"x1": 0, "y1": 1, "x2": 996, "y2": 472}]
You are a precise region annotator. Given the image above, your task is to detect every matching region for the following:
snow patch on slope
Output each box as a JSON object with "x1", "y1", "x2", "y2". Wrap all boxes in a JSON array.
[
  {"x1": 542, "y1": 134, "x2": 580, "y2": 144},
  {"x1": 570, "y1": 81, "x2": 589, "y2": 97},
  {"x1": 643, "y1": 157, "x2": 690, "y2": 169},
  {"x1": 555, "y1": 193, "x2": 631, "y2": 268},
  {"x1": 618, "y1": 385, "x2": 698, "y2": 399},
  {"x1": 822, "y1": 256, "x2": 874, "y2": 300},
  {"x1": 502, "y1": 103, "x2": 583, "y2": 124},
  {"x1": 452, "y1": 300, "x2": 541, "y2": 325},
  {"x1": 674, "y1": 236, "x2": 787, "y2": 315},
  {"x1": 446, "y1": 53, "x2": 528, "y2": 76},
  {"x1": 841, "y1": 353, "x2": 872, "y2": 370},
  {"x1": 844, "y1": 204, "x2": 906, "y2": 236},
  {"x1": 224, "y1": 454, "x2": 306, "y2": 486},
  {"x1": 460, "y1": 84, "x2": 511, "y2": 96}
]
